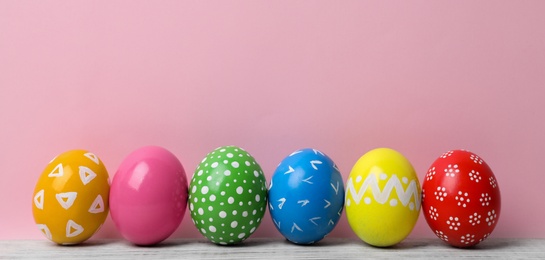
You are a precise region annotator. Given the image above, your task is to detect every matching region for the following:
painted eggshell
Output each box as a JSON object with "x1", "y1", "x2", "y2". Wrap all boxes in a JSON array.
[
  {"x1": 32, "y1": 150, "x2": 110, "y2": 245},
  {"x1": 345, "y1": 148, "x2": 421, "y2": 247},
  {"x1": 422, "y1": 150, "x2": 501, "y2": 247},
  {"x1": 110, "y1": 146, "x2": 188, "y2": 246},
  {"x1": 189, "y1": 146, "x2": 267, "y2": 245},
  {"x1": 268, "y1": 148, "x2": 344, "y2": 244}
]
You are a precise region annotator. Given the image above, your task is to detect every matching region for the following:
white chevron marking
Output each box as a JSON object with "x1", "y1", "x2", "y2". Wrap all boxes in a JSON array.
[
  {"x1": 313, "y1": 149, "x2": 324, "y2": 156},
  {"x1": 273, "y1": 219, "x2": 281, "y2": 229},
  {"x1": 278, "y1": 198, "x2": 286, "y2": 209},
  {"x1": 297, "y1": 200, "x2": 310, "y2": 207},
  {"x1": 291, "y1": 223, "x2": 303, "y2": 233},
  {"x1": 289, "y1": 150, "x2": 303, "y2": 157},
  {"x1": 284, "y1": 166, "x2": 295, "y2": 174},
  {"x1": 309, "y1": 217, "x2": 321, "y2": 226},
  {"x1": 302, "y1": 176, "x2": 314, "y2": 184},
  {"x1": 331, "y1": 181, "x2": 339, "y2": 195},
  {"x1": 310, "y1": 160, "x2": 323, "y2": 170},
  {"x1": 324, "y1": 199, "x2": 331, "y2": 208},
  {"x1": 328, "y1": 220, "x2": 335, "y2": 226}
]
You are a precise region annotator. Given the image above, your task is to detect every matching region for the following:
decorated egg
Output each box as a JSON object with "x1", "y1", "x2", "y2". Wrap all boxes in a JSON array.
[
  {"x1": 345, "y1": 148, "x2": 421, "y2": 247},
  {"x1": 268, "y1": 148, "x2": 344, "y2": 244},
  {"x1": 422, "y1": 150, "x2": 501, "y2": 247},
  {"x1": 32, "y1": 150, "x2": 110, "y2": 245},
  {"x1": 189, "y1": 146, "x2": 267, "y2": 245},
  {"x1": 110, "y1": 146, "x2": 188, "y2": 246}
]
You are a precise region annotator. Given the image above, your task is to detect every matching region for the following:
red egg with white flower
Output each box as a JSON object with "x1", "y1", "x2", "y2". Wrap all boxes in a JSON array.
[{"x1": 422, "y1": 150, "x2": 501, "y2": 247}]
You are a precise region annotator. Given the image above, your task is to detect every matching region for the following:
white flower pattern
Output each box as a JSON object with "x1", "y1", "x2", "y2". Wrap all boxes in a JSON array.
[
  {"x1": 435, "y1": 230, "x2": 448, "y2": 242},
  {"x1": 480, "y1": 193, "x2": 492, "y2": 207},
  {"x1": 455, "y1": 191, "x2": 470, "y2": 208},
  {"x1": 444, "y1": 164, "x2": 459, "y2": 177},
  {"x1": 460, "y1": 233, "x2": 476, "y2": 245},
  {"x1": 428, "y1": 206, "x2": 439, "y2": 221},
  {"x1": 440, "y1": 151, "x2": 454, "y2": 159},
  {"x1": 446, "y1": 216, "x2": 461, "y2": 231},
  {"x1": 486, "y1": 210, "x2": 497, "y2": 226},
  {"x1": 434, "y1": 187, "x2": 447, "y2": 201},
  {"x1": 469, "y1": 170, "x2": 481, "y2": 183},
  {"x1": 470, "y1": 154, "x2": 483, "y2": 164},
  {"x1": 426, "y1": 167, "x2": 436, "y2": 181},
  {"x1": 469, "y1": 212, "x2": 481, "y2": 226}
]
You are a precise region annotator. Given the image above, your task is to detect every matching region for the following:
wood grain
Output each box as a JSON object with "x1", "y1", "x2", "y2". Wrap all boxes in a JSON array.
[{"x1": 2, "y1": 238, "x2": 544, "y2": 259}]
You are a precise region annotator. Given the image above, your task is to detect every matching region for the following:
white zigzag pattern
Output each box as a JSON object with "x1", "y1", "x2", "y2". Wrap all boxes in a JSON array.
[{"x1": 346, "y1": 174, "x2": 421, "y2": 209}]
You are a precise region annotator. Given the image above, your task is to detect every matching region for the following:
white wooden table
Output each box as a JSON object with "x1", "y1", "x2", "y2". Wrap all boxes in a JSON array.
[{"x1": 1, "y1": 238, "x2": 544, "y2": 259}]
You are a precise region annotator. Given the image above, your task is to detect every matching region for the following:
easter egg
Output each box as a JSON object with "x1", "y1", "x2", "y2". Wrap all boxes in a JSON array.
[
  {"x1": 32, "y1": 150, "x2": 110, "y2": 245},
  {"x1": 345, "y1": 148, "x2": 421, "y2": 247},
  {"x1": 189, "y1": 146, "x2": 267, "y2": 245},
  {"x1": 268, "y1": 148, "x2": 344, "y2": 244},
  {"x1": 110, "y1": 146, "x2": 188, "y2": 246},
  {"x1": 422, "y1": 150, "x2": 501, "y2": 247}
]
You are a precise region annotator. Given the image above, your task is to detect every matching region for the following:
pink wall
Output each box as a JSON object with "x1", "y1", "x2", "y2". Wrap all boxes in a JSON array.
[{"x1": 1, "y1": 1, "x2": 544, "y2": 240}]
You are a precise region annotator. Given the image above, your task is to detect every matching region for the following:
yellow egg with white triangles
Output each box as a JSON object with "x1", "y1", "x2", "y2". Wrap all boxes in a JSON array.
[
  {"x1": 345, "y1": 148, "x2": 421, "y2": 247},
  {"x1": 32, "y1": 150, "x2": 110, "y2": 245}
]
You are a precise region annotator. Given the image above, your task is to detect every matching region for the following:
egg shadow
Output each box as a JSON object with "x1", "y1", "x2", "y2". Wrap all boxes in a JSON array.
[
  {"x1": 134, "y1": 242, "x2": 181, "y2": 248},
  {"x1": 470, "y1": 239, "x2": 513, "y2": 250},
  {"x1": 390, "y1": 239, "x2": 429, "y2": 250},
  {"x1": 218, "y1": 238, "x2": 275, "y2": 248},
  {"x1": 51, "y1": 239, "x2": 115, "y2": 247},
  {"x1": 279, "y1": 238, "x2": 359, "y2": 247},
  {"x1": 126, "y1": 238, "x2": 198, "y2": 248},
  {"x1": 346, "y1": 239, "x2": 429, "y2": 250}
]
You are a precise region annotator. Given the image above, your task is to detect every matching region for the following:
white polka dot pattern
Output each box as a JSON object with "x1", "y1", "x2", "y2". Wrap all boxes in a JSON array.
[{"x1": 189, "y1": 146, "x2": 267, "y2": 245}]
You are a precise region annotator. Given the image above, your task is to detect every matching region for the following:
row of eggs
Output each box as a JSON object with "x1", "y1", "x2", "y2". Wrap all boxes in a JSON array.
[{"x1": 32, "y1": 146, "x2": 501, "y2": 248}]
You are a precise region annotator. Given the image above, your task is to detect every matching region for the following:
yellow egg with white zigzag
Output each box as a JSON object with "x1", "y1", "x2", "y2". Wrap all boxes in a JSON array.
[{"x1": 345, "y1": 148, "x2": 421, "y2": 247}]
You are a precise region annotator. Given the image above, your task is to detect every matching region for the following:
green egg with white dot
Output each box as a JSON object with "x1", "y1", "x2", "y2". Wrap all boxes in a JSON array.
[{"x1": 189, "y1": 146, "x2": 267, "y2": 245}]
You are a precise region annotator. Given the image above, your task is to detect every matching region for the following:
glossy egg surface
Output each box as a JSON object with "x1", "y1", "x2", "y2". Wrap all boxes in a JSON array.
[
  {"x1": 269, "y1": 148, "x2": 344, "y2": 244},
  {"x1": 345, "y1": 148, "x2": 421, "y2": 247},
  {"x1": 33, "y1": 150, "x2": 110, "y2": 245},
  {"x1": 110, "y1": 146, "x2": 188, "y2": 246},
  {"x1": 422, "y1": 149, "x2": 501, "y2": 247},
  {"x1": 189, "y1": 146, "x2": 267, "y2": 245}
]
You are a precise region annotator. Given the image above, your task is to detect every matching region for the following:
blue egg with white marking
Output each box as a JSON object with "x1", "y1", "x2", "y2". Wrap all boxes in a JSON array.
[{"x1": 268, "y1": 148, "x2": 344, "y2": 244}]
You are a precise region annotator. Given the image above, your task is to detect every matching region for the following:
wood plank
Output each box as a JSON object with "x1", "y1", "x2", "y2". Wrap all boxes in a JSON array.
[{"x1": 1, "y1": 238, "x2": 544, "y2": 259}]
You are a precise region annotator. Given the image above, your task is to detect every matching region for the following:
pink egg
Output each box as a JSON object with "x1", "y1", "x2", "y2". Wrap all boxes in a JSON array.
[{"x1": 110, "y1": 146, "x2": 188, "y2": 245}]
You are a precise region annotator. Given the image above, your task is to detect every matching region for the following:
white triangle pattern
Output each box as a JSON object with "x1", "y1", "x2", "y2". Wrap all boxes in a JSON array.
[
  {"x1": 83, "y1": 152, "x2": 99, "y2": 165},
  {"x1": 66, "y1": 220, "x2": 84, "y2": 238},
  {"x1": 36, "y1": 224, "x2": 52, "y2": 240},
  {"x1": 34, "y1": 189, "x2": 44, "y2": 210},
  {"x1": 48, "y1": 163, "x2": 64, "y2": 178},
  {"x1": 48, "y1": 156, "x2": 57, "y2": 164},
  {"x1": 79, "y1": 166, "x2": 97, "y2": 185},
  {"x1": 88, "y1": 194, "x2": 104, "y2": 214},
  {"x1": 56, "y1": 192, "x2": 77, "y2": 210}
]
